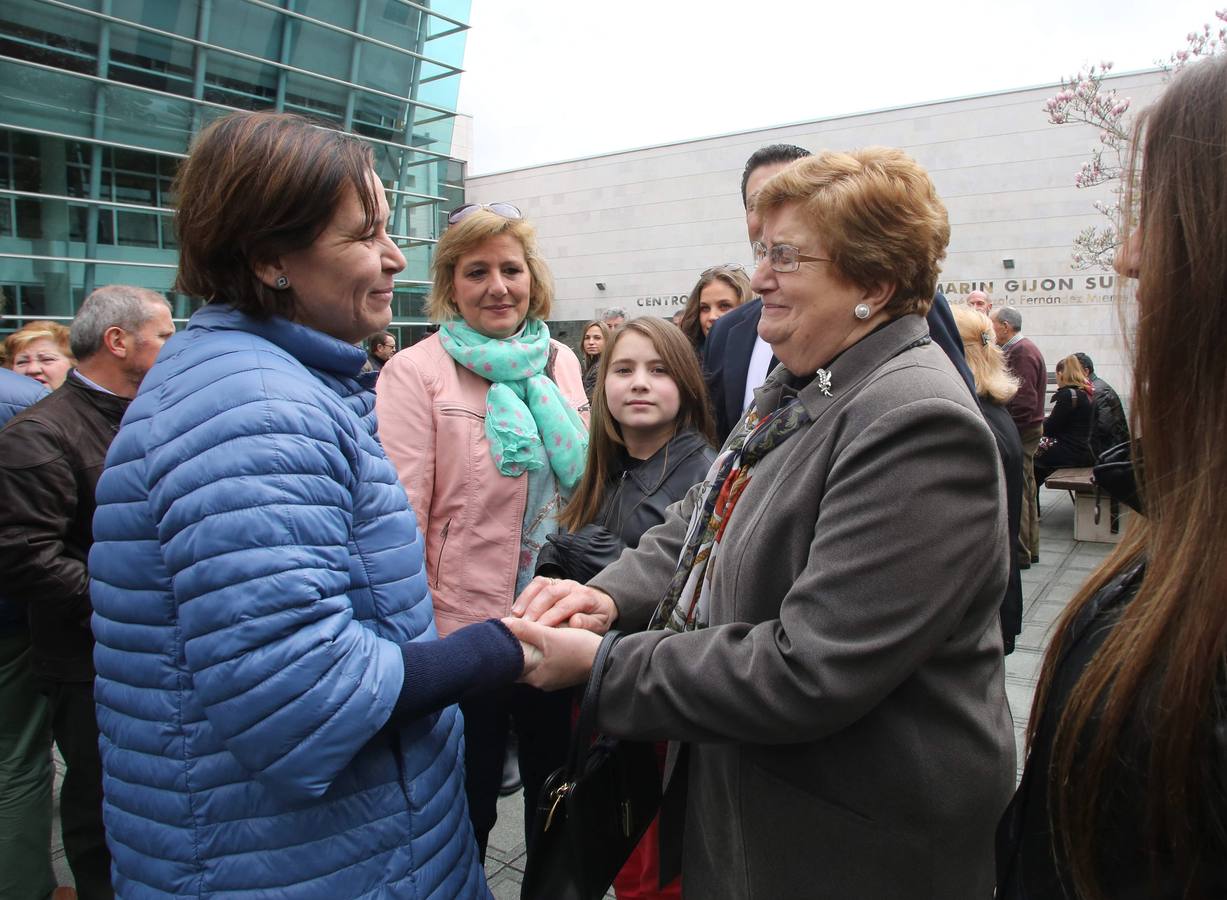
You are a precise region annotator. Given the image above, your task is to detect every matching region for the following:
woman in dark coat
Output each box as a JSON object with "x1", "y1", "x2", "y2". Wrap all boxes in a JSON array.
[
  {"x1": 954, "y1": 304, "x2": 1024, "y2": 653},
  {"x1": 1033, "y1": 354, "x2": 1095, "y2": 485}
]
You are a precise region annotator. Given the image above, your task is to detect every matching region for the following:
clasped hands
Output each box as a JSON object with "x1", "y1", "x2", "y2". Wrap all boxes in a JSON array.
[{"x1": 502, "y1": 576, "x2": 618, "y2": 691}]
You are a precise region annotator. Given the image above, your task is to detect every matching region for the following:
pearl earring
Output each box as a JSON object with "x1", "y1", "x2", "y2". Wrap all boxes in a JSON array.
[
  {"x1": 275, "y1": 275, "x2": 289, "y2": 290},
  {"x1": 854, "y1": 303, "x2": 871, "y2": 320}
]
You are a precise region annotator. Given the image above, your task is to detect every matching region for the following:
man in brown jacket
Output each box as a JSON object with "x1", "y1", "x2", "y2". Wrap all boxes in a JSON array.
[{"x1": 0, "y1": 285, "x2": 173, "y2": 899}]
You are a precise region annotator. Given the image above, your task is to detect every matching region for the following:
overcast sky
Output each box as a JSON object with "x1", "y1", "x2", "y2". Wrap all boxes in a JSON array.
[{"x1": 456, "y1": 0, "x2": 1216, "y2": 175}]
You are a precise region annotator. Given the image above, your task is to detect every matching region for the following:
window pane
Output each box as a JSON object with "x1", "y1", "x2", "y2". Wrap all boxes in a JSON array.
[
  {"x1": 116, "y1": 211, "x2": 158, "y2": 247},
  {"x1": 15, "y1": 199, "x2": 42, "y2": 239}
]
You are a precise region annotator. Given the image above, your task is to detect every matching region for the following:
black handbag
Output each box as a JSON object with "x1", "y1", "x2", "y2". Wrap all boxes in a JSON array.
[
  {"x1": 519, "y1": 631, "x2": 662, "y2": 900},
  {"x1": 1092, "y1": 439, "x2": 1143, "y2": 514}
]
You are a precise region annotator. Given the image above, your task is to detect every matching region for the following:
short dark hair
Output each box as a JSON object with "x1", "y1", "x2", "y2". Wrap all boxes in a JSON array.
[
  {"x1": 367, "y1": 331, "x2": 393, "y2": 351},
  {"x1": 172, "y1": 111, "x2": 378, "y2": 319},
  {"x1": 1074, "y1": 352, "x2": 1095, "y2": 375},
  {"x1": 740, "y1": 143, "x2": 811, "y2": 207}
]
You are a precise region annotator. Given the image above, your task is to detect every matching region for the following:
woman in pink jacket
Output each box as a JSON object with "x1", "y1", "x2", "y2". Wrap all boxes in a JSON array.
[{"x1": 377, "y1": 203, "x2": 588, "y2": 858}]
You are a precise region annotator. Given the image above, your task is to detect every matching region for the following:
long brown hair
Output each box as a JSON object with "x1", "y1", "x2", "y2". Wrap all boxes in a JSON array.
[
  {"x1": 579, "y1": 320, "x2": 609, "y2": 375},
  {"x1": 678, "y1": 266, "x2": 751, "y2": 349},
  {"x1": 1029, "y1": 54, "x2": 1227, "y2": 899},
  {"x1": 559, "y1": 317, "x2": 714, "y2": 531}
]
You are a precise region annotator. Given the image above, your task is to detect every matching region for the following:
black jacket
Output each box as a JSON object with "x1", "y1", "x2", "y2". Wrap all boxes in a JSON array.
[
  {"x1": 0, "y1": 373, "x2": 130, "y2": 681},
  {"x1": 996, "y1": 560, "x2": 1227, "y2": 898},
  {"x1": 536, "y1": 428, "x2": 715, "y2": 583},
  {"x1": 1040, "y1": 386, "x2": 1095, "y2": 469},
  {"x1": 980, "y1": 398, "x2": 1023, "y2": 651},
  {"x1": 1089, "y1": 374, "x2": 1130, "y2": 458}
]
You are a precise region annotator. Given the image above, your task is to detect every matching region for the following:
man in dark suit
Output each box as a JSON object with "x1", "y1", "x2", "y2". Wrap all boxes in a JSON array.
[{"x1": 706, "y1": 144, "x2": 974, "y2": 441}]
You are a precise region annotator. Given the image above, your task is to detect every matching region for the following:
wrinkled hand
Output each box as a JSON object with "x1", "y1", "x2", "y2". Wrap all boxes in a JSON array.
[
  {"x1": 512, "y1": 576, "x2": 619, "y2": 632},
  {"x1": 502, "y1": 617, "x2": 602, "y2": 691}
]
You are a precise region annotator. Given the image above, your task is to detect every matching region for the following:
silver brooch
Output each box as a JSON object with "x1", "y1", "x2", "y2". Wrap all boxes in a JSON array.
[{"x1": 815, "y1": 368, "x2": 833, "y2": 396}]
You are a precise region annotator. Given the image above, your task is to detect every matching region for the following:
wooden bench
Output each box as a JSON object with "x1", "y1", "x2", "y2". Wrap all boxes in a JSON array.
[{"x1": 1045, "y1": 467, "x2": 1128, "y2": 543}]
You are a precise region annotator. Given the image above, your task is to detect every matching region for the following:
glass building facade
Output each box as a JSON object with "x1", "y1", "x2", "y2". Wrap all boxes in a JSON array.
[{"x1": 0, "y1": 0, "x2": 470, "y2": 343}]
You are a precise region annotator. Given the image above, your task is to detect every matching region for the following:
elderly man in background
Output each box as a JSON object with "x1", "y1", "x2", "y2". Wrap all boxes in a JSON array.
[
  {"x1": 967, "y1": 290, "x2": 992, "y2": 314},
  {"x1": 601, "y1": 306, "x2": 627, "y2": 331},
  {"x1": 992, "y1": 305, "x2": 1046, "y2": 568},
  {"x1": 0, "y1": 285, "x2": 174, "y2": 900}
]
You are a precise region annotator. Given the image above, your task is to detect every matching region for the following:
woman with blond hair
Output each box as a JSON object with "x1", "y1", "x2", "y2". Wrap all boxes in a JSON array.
[
  {"x1": 5, "y1": 320, "x2": 73, "y2": 389},
  {"x1": 997, "y1": 54, "x2": 1227, "y2": 899},
  {"x1": 953, "y1": 304, "x2": 1023, "y2": 653},
  {"x1": 1033, "y1": 353, "x2": 1095, "y2": 486},
  {"x1": 376, "y1": 202, "x2": 588, "y2": 859}
]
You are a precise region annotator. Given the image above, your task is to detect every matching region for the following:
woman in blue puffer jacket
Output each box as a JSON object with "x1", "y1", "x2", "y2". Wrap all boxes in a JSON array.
[{"x1": 88, "y1": 111, "x2": 529, "y2": 899}]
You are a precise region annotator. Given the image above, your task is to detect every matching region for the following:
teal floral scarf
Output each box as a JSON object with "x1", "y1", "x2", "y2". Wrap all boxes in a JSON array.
[{"x1": 438, "y1": 318, "x2": 588, "y2": 489}]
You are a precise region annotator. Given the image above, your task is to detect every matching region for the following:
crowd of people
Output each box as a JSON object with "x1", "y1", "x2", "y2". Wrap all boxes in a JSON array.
[{"x1": 0, "y1": 52, "x2": 1224, "y2": 900}]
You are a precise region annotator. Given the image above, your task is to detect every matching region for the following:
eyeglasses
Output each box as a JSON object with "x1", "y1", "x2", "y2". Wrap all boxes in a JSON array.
[
  {"x1": 752, "y1": 242, "x2": 833, "y2": 273},
  {"x1": 447, "y1": 202, "x2": 523, "y2": 225},
  {"x1": 701, "y1": 263, "x2": 746, "y2": 277}
]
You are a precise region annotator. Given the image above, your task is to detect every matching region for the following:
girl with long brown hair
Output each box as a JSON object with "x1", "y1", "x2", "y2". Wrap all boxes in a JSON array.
[
  {"x1": 996, "y1": 54, "x2": 1227, "y2": 899},
  {"x1": 536, "y1": 316, "x2": 715, "y2": 899},
  {"x1": 539, "y1": 316, "x2": 715, "y2": 579}
]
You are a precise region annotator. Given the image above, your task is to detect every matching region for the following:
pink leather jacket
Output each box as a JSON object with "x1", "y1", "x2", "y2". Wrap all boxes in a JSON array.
[{"x1": 376, "y1": 332, "x2": 588, "y2": 636}]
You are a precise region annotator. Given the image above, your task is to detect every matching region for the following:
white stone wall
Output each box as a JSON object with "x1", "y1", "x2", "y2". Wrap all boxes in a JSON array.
[{"x1": 467, "y1": 70, "x2": 1166, "y2": 401}]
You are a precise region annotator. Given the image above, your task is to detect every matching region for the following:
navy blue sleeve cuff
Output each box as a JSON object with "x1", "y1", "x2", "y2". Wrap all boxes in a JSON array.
[{"x1": 387, "y1": 619, "x2": 524, "y2": 726}]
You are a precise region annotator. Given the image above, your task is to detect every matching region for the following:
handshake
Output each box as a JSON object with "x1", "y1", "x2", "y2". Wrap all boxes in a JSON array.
[{"x1": 501, "y1": 576, "x2": 620, "y2": 691}]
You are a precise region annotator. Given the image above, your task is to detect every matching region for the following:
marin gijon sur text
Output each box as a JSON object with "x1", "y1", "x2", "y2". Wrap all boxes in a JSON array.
[
  {"x1": 633, "y1": 275, "x2": 1120, "y2": 311},
  {"x1": 940, "y1": 275, "x2": 1119, "y2": 306}
]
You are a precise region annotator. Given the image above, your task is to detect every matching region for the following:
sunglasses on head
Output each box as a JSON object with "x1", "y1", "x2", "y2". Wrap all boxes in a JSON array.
[
  {"x1": 701, "y1": 263, "x2": 746, "y2": 277},
  {"x1": 447, "y1": 202, "x2": 523, "y2": 225}
]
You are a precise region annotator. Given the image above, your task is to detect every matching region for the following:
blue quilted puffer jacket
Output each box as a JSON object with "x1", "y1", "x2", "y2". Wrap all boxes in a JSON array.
[{"x1": 90, "y1": 305, "x2": 488, "y2": 899}]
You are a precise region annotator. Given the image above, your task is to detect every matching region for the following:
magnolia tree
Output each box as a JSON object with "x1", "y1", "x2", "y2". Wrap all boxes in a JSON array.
[{"x1": 1045, "y1": 11, "x2": 1227, "y2": 269}]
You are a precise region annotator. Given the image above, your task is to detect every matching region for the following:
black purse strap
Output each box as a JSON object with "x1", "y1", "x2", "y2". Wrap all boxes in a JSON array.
[{"x1": 564, "y1": 629, "x2": 624, "y2": 777}]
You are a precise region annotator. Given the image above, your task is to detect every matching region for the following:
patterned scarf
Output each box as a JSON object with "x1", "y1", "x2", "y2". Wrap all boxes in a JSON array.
[
  {"x1": 650, "y1": 392, "x2": 813, "y2": 632},
  {"x1": 438, "y1": 318, "x2": 588, "y2": 489}
]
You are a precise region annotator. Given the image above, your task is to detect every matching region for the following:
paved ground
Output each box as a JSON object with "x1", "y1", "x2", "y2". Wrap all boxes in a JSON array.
[{"x1": 52, "y1": 486, "x2": 1108, "y2": 896}]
